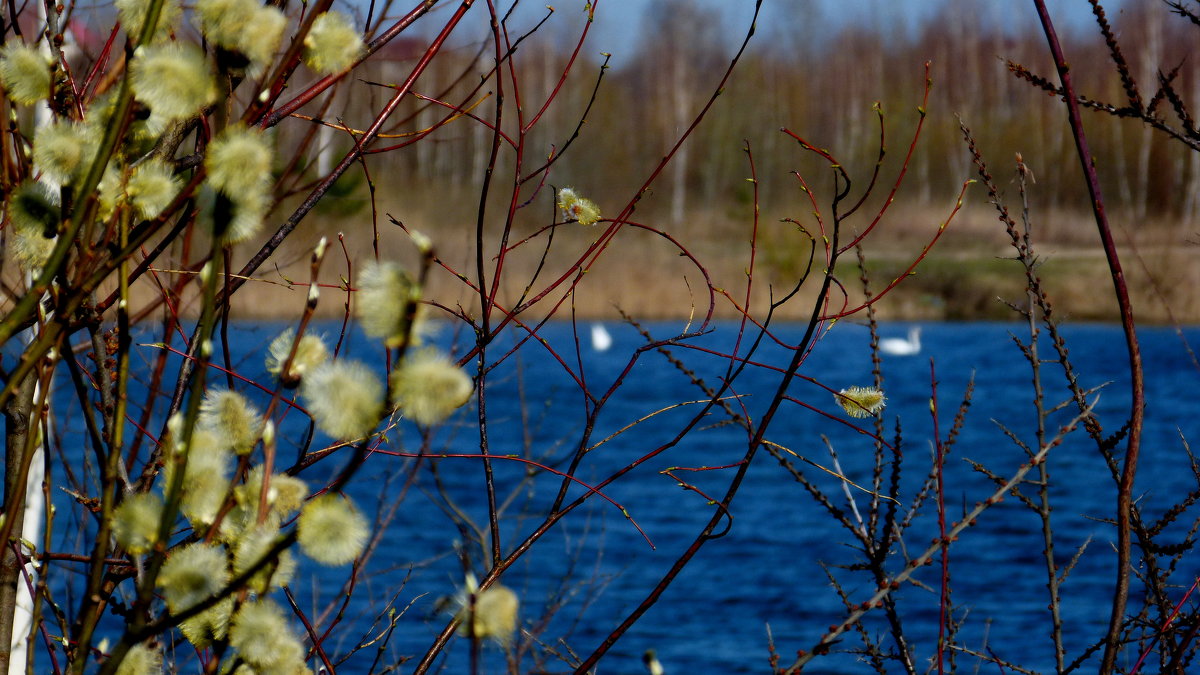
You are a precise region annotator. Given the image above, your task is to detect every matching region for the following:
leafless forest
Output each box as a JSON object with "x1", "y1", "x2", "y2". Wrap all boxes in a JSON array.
[
  {"x1": 36, "y1": 1, "x2": 1197, "y2": 320},
  {"x1": 283, "y1": 0, "x2": 1200, "y2": 321}
]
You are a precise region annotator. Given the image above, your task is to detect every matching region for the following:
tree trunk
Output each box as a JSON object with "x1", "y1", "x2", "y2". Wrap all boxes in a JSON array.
[
  {"x1": 670, "y1": 54, "x2": 689, "y2": 227},
  {"x1": 0, "y1": 373, "x2": 36, "y2": 675},
  {"x1": 1134, "y1": 8, "x2": 1162, "y2": 222}
]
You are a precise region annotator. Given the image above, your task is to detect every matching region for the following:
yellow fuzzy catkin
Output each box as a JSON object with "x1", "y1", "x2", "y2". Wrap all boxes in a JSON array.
[
  {"x1": 0, "y1": 42, "x2": 51, "y2": 104},
  {"x1": 33, "y1": 119, "x2": 96, "y2": 186},
  {"x1": 11, "y1": 226, "x2": 55, "y2": 273},
  {"x1": 221, "y1": 466, "x2": 308, "y2": 540},
  {"x1": 196, "y1": 0, "x2": 286, "y2": 69},
  {"x1": 300, "y1": 360, "x2": 383, "y2": 440},
  {"x1": 113, "y1": 642, "x2": 162, "y2": 675},
  {"x1": 206, "y1": 126, "x2": 272, "y2": 195},
  {"x1": 297, "y1": 494, "x2": 369, "y2": 566},
  {"x1": 456, "y1": 573, "x2": 519, "y2": 645},
  {"x1": 229, "y1": 600, "x2": 306, "y2": 671},
  {"x1": 111, "y1": 492, "x2": 163, "y2": 554},
  {"x1": 129, "y1": 43, "x2": 217, "y2": 121},
  {"x1": 195, "y1": 0, "x2": 252, "y2": 46},
  {"x1": 179, "y1": 597, "x2": 233, "y2": 647},
  {"x1": 223, "y1": 188, "x2": 270, "y2": 244},
  {"x1": 303, "y1": 11, "x2": 364, "y2": 75},
  {"x1": 115, "y1": 0, "x2": 181, "y2": 42},
  {"x1": 157, "y1": 542, "x2": 228, "y2": 613},
  {"x1": 126, "y1": 158, "x2": 181, "y2": 219},
  {"x1": 204, "y1": 125, "x2": 274, "y2": 243},
  {"x1": 224, "y1": 659, "x2": 314, "y2": 675},
  {"x1": 97, "y1": 165, "x2": 124, "y2": 220},
  {"x1": 265, "y1": 328, "x2": 329, "y2": 381},
  {"x1": 245, "y1": 8, "x2": 289, "y2": 68},
  {"x1": 390, "y1": 350, "x2": 473, "y2": 426},
  {"x1": 6, "y1": 181, "x2": 60, "y2": 272},
  {"x1": 198, "y1": 388, "x2": 263, "y2": 455},
  {"x1": 85, "y1": 91, "x2": 156, "y2": 154},
  {"x1": 556, "y1": 187, "x2": 601, "y2": 225},
  {"x1": 237, "y1": 465, "x2": 308, "y2": 517},
  {"x1": 164, "y1": 427, "x2": 232, "y2": 527},
  {"x1": 233, "y1": 524, "x2": 296, "y2": 593},
  {"x1": 355, "y1": 260, "x2": 421, "y2": 348},
  {"x1": 835, "y1": 385, "x2": 886, "y2": 418}
]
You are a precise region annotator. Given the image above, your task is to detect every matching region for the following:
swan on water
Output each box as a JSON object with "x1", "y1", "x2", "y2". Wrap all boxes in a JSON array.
[
  {"x1": 591, "y1": 323, "x2": 613, "y2": 352},
  {"x1": 880, "y1": 326, "x2": 921, "y2": 356}
]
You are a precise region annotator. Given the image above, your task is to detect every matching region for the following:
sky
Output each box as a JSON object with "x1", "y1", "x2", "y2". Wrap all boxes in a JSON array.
[
  {"x1": 583, "y1": 0, "x2": 1137, "y2": 57},
  {"x1": 411, "y1": 0, "x2": 1136, "y2": 69}
]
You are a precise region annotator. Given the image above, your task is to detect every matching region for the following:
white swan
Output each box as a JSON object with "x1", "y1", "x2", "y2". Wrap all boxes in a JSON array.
[
  {"x1": 590, "y1": 323, "x2": 613, "y2": 352},
  {"x1": 880, "y1": 326, "x2": 921, "y2": 356}
]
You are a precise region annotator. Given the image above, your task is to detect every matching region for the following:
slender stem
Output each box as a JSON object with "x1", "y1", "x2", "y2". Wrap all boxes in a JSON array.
[
  {"x1": 1019, "y1": 155, "x2": 1066, "y2": 673},
  {"x1": 68, "y1": 207, "x2": 133, "y2": 672},
  {"x1": 930, "y1": 361, "x2": 948, "y2": 675},
  {"x1": 95, "y1": 249, "x2": 224, "y2": 675},
  {"x1": 1029, "y1": 3, "x2": 1144, "y2": 672},
  {"x1": 788, "y1": 405, "x2": 1095, "y2": 671}
]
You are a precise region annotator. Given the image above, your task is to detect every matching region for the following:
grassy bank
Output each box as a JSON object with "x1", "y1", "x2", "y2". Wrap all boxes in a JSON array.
[{"x1": 36, "y1": 195, "x2": 1193, "y2": 325}]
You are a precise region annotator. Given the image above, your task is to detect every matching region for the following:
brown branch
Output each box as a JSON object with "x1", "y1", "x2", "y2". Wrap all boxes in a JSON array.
[{"x1": 1030, "y1": 3, "x2": 1145, "y2": 673}]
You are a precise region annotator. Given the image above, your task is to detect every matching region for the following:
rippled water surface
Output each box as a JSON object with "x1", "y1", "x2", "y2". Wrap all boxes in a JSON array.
[{"x1": 56, "y1": 321, "x2": 1200, "y2": 673}]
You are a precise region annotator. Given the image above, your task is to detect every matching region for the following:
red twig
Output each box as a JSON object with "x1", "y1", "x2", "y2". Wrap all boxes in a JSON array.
[
  {"x1": 255, "y1": 0, "x2": 435, "y2": 128},
  {"x1": 145, "y1": 343, "x2": 307, "y2": 415},
  {"x1": 282, "y1": 587, "x2": 335, "y2": 673},
  {"x1": 1029, "y1": 4, "x2": 1145, "y2": 673},
  {"x1": 1129, "y1": 576, "x2": 1200, "y2": 674},
  {"x1": 838, "y1": 62, "x2": 933, "y2": 253},
  {"x1": 822, "y1": 178, "x2": 973, "y2": 321}
]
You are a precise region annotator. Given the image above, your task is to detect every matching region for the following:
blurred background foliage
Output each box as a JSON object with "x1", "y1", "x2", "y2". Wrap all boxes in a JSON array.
[
  {"x1": 52, "y1": 0, "x2": 1182, "y2": 321},
  {"x1": 273, "y1": 0, "x2": 1197, "y2": 322}
]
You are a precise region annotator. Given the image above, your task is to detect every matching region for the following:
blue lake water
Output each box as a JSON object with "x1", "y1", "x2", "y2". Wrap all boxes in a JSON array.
[{"x1": 46, "y1": 320, "x2": 1200, "y2": 673}]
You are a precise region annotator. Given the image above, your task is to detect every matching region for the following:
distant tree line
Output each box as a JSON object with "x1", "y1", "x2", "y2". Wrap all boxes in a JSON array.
[{"x1": 328, "y1": 1, "x2": 1199, "y2": 237}]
